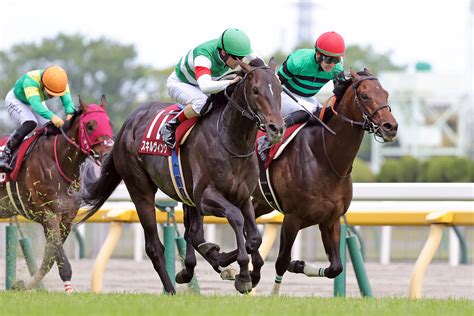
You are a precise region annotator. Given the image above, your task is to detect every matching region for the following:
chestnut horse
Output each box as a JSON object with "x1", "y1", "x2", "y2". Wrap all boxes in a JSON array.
[
  {"x1": 0, "y1": 96, "x2": 113, "y2": 292},
  {"x1": 79, "y1": 59, "x2": 285, "y2": 294},
  {"x1": 252, "y1": 69, "x2": 398, "y2": 295}
]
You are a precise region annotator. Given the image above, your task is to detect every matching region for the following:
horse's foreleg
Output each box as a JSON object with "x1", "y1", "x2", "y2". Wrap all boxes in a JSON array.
[
  {"x1": 57, "y1": 218, "x2": 75, "y2": 293},
  {"x1": 200, "y1": 188, "x2": 252, "y2": 294},
  {"x1": 182, "y1": 204, "x2": 236, "y2": 280},
  {"x1": 242, "y1": 198, "x2": 263, "y2": 288},
  {"x1": 318, "y1": 220, "x2": 343, "y2": 279},
  {"x1": 176, "y1": 204, "x2": 197, "y2": 284},
  {"x1": 26, "y1": 217, "x2": 62, "y2": 290},
  {"x1": 271, "y1": 214, "x2": 302, "y2": 295}
]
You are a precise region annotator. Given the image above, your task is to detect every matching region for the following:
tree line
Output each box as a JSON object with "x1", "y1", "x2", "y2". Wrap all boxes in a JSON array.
[{"x1": 0, "y1": 33, "x2": 403, "y2": 134}]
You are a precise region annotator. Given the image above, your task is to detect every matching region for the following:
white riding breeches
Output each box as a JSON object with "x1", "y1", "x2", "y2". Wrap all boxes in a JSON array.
[
  {"x1": 167, "y1": 71, "x2": 208, "y2": 115},
  {"x1": 280, "y1": 92, "x2": 322, "y2": 117},
  {"x1": 4, "y1": 89, "x2": 49, "y2": 125}
]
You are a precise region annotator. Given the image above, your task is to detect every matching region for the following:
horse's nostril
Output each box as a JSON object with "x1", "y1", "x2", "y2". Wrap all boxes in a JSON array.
[
  {"x1": 268, "y1": 124, "x2": 279, "y2": 134},
  {"x1": 382, "y1": 122, "x2": 394, "y2": 131}
]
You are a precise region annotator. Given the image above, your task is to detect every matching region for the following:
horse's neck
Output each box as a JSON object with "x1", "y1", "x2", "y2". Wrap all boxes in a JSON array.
[
  {"x1": 219, "y1": 95, "x2": 258, "y2": 153},
  {"x1": 54, "y1": 126, "x2": 86, "y2": 180},
  {"x1": 318, "y1": 87, "x2": 365, "y2": 176}
]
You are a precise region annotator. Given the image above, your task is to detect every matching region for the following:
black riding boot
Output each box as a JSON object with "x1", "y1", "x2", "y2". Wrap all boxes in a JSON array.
[
  {"x1": 159, "y1": 115, "x2": 182, "y2": 148},
  {"x1": 257, "y1": 110, "x2": 311, "y2": 161},
  {"x1": 0, "y1": 121, "x2": 37, "y2": 172}
]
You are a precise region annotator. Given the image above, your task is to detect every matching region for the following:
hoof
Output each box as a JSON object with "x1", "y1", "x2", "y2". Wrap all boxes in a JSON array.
[
  {"x1": 197, "y1": 242, "x2": 220, "y2": 255},
  {"x1": 175, "y1": 270, "x2": 193, "y2": 284},
  {"x1": 234, "y1": 274, "x2": 252, "y2": 294},
  {"x1": 250, "y1": 270, "x2": 261, "y2": 288},
  {"x1": 220, "y1": 266, "x2": 236, "y2": 281},
  {"x1": 11, "y1": 280, "x2": 26, "y2": 291},
  {"x1": 288, "y1": 260, "x2": 305, "y2": 274}
]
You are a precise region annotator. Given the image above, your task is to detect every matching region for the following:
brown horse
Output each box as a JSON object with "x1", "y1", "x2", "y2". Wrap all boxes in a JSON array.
[
  {"x1": 79, "y1": 59, "x2": 285, "y2": 294},
  {"x1": 0, "y1": 96, "x2": 113, "y2": 292},
  {"x1": 252, "y1": 69, "x2": 398, "y2": 295}
]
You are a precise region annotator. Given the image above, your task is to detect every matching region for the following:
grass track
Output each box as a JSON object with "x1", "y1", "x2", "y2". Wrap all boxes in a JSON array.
[{"x1": 0, "y1": 292, "x2": 472, "y2": 316}]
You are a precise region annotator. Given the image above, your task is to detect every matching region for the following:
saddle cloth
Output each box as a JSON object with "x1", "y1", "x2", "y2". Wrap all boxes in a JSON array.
[
  {"x1": 0, "y1": 130, "x2": 44, "y2": 183},
  {"x1": 256, "y1": 122, "x2": 307, "y2": 169},
  {"x1": 138, "y1": 104, "x2": 197, "y2": 156}
]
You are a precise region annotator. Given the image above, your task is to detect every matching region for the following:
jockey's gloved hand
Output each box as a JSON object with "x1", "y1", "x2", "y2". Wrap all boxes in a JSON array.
[
  {"x1": 66, "y1": 114, "x2": 73, "y2": 120},
  {"x1": 51, "y1": 116, "x2": 65, "y2": 128}
]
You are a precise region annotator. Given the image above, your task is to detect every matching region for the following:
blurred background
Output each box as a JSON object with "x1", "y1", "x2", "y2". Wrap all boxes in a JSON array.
[{"x1": 0, "y1": 0, "x2": 472, "y2": 264}]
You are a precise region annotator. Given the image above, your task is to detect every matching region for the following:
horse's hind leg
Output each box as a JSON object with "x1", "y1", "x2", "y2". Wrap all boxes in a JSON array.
[{"x1": 123, "y1": 176, "x2": 176, "y2": 294}]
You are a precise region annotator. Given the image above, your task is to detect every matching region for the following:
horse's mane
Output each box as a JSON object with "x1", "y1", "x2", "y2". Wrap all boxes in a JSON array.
[
  {"x1": 204, "y1": 58, "x2": 267, "y2": 110},
  {"x1": 44, "y1": 108, "x2": 83, "y2": 136},
  {"x1": 333, "y1": 69, "x2": 372, "y2": 104}
]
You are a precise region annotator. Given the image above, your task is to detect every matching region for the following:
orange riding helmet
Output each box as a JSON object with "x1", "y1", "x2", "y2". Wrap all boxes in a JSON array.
[
  {"x1": 315, "y1": 31, "x2": 345, "y2": 57},
  {"x1": 42, "y1": 65, "x2": 68, "y2": 96}
]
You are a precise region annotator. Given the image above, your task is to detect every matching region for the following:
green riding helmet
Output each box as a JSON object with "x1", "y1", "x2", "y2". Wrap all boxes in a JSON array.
[{"x1": 217, "y1": 28, "x2": 252, "y2": 57}]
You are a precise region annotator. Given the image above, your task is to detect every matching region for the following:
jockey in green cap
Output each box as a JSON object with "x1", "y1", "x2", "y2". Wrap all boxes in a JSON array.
[{"x1": 160, "y1": 28, "x2": 260, "y2": 148}]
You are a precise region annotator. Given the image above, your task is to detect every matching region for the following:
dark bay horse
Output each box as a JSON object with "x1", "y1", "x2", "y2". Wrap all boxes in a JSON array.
[
  {"x1": 79, "y1": 59, "x2": 285, "y2": 294},
  {"x1": 252, "y1": 69, "x2": 398, "y2": 295},
  {"x1": 0, "y1": 96, "x2": 113, "y2": 292}
]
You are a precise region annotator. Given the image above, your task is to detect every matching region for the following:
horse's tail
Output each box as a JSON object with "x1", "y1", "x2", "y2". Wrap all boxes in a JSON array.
[{"x1": 78, "y1": 152, "x2": 122, "y2": 224}]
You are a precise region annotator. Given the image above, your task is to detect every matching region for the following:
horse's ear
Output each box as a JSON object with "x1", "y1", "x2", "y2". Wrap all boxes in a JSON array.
[
  {"x1": 237, "y1": 59, "x2": 252, "y2": 73},
  {"x1": 269, "y1": 57, "x2": 277, "y2": 72},
  {"x1": 78, "y1": 95, "x2": 88, "y2": 112},
  {"x1": 100, "y1": 95, "x2": 107, "y2": 108},
  {"x1": 350, "y1": 69, "x2": 360, "y2": 80}
]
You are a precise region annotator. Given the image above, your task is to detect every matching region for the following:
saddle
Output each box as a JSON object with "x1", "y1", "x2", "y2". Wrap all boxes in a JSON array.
[
  {"x1": 0, "y1": 129, "x2": 45, "y2": 183},
  {"x1": 139, "y1": 104, "x2": 198, "y2": 156}
]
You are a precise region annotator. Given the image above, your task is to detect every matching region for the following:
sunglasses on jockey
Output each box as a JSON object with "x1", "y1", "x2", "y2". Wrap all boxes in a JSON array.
[
  {"x1": 318, "y1": 53, "x2": 341, "y2": 65},
  {"x1": 229, "y1": 54, "x2": 245, "y2": 61}
]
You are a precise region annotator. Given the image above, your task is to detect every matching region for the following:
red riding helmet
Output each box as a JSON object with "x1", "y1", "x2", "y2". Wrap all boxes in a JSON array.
[{"x1": 315, "y1": 31, "x2": 345, "y2": 57}]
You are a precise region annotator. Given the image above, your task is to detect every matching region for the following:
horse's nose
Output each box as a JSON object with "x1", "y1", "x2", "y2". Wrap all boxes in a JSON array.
[
  {"x1": 382, "y1": 121, "x2": 398, "y2": 134},
  {"x1": 267, "y1": 123, "x2": 284, "y2": 136}
]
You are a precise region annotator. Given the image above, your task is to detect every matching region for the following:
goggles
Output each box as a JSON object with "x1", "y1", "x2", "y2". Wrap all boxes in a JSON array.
[{"x1": 320, "y1": 54, "x2": 341, "y2": 65}]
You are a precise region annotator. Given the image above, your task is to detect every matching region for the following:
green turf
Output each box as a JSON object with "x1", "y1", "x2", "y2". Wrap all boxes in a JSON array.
[{"x1": 0, "y1": 292, "x2": 471, "y2": 316}]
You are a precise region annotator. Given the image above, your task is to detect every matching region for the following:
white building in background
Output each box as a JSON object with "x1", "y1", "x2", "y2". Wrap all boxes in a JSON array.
[{"x1": 370, "y1": 67, "x2": 472, "y2": 172}]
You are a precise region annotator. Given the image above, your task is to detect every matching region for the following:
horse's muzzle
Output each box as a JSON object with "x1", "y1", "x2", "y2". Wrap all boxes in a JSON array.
[
  {"x1": 380, "y1": 121, "x2": 398, "y2": 142},
  {"x1": 266, "y1": 123, "x2": 285, "y2": 144}
]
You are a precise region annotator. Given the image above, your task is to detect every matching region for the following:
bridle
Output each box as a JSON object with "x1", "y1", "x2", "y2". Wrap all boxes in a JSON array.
[
  {"x1": 218, "y1": 66, "x2": 279, "y2": 158},
  {"x1": 323, "y1": 75, "x2": 391, "y2": 178},
  {"x1": 223, "y1": 66, "x2": 276, "y2": 131},
  {"x1": 54, "y1": 110, "x2": 113, "y2": 183},
  {"x1": 331, "y1": 76, "x2": 391, "y2": 137}
]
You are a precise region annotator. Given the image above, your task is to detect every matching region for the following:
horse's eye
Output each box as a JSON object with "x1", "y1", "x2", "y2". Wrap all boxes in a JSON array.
[
  {"x1": 252, "y1": 87, "x2": 259, "y2": 94},
  {"x1": 360, "y1": 94, "x2": 369, "y2": 101}
]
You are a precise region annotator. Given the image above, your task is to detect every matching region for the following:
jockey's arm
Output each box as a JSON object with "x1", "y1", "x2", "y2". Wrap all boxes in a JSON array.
[
  {"x1": 59, "y1": 84, "x2": 76, "y2": 116},
  {"x1": 23, "y1": 85, "x2": 56, "y2": 120},
  {"x1": 194, "y1": 56, "x2": 234, "y2": 94}
]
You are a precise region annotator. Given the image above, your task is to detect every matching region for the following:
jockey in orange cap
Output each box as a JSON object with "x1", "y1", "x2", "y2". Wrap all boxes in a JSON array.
[{"x1": 0, "y1": 65, "x2": 75, "y2": 172}]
